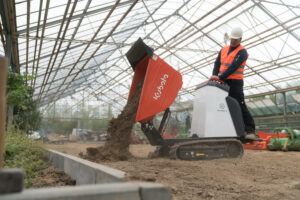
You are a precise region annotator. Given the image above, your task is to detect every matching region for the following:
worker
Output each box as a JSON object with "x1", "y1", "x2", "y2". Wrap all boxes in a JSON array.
[{"x1": 210, "y1": 27, "x2": 256, "y2": 139}]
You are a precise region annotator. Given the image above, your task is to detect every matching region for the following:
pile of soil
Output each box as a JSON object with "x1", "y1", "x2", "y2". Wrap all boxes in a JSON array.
[
  {"x1": 80, "y1": 80, "x2": 144, "y2": 161},
  {"x1": 31, "y1": 166, "x2": 76, "y2": 188}
]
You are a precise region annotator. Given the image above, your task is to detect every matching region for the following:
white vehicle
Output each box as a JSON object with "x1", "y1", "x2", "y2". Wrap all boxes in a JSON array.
[{"x1": 28, "y1": 131, "x2": 41, "y2": 140}]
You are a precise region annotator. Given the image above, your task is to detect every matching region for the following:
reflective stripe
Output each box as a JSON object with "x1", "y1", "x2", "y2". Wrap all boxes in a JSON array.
[
  {"x1": 232, "y1": 71, "x2": 243, "y2": 75},
  {"x1": 220, "y1": 62, "x2": 231, "y2": 66},
  {"x1": 221, "y1": 63, "x2": 245, "y2": 68},
  {"x1": 219, "y1": 66, "x2": 245, "y2": 72},
  {"x1": 219, "y1": 71, "x2": 243, "y2": 74}
]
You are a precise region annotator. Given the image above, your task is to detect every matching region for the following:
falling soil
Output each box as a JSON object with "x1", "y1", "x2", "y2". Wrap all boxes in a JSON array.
[
  {"x1": 31, "y1": 166, "x2": 76, "y2": 188},
  {"x1": 80, "y1": 80, "x2": 144, "y2": 161}
]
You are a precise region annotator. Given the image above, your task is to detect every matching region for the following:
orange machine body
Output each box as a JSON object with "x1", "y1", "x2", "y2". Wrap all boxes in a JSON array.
[{"x1": 128, "y1": 53, "x2": 182, "y2": 123}]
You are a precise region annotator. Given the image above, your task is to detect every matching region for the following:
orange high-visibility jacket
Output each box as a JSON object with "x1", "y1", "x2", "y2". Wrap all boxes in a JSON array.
[{"x1": 218, "y1": 45, "x2": 247, "y2": 79}]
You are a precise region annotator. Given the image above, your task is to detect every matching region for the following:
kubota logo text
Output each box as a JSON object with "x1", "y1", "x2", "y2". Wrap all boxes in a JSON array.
[{"x1": 153, "y1": 74, "x2": 168, "y2": 100}]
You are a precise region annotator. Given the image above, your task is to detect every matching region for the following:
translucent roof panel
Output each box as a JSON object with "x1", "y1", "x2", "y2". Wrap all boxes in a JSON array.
[{"x1": 0, "y1": 0, "x2": 297, "y2": 114}]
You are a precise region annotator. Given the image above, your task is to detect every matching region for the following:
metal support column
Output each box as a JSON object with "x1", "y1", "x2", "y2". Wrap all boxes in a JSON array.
[
  {"x1": 0, "y1": 0, "x2": 20, "y2": 73},
  {"x1": 282, "y1": 92, "x2": 288, "y2": 126}
]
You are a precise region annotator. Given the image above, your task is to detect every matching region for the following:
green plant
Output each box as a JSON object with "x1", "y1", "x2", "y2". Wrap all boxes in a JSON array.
[
  {"x1": 250, "y1": 96, "x2": 265, "y2": 101},
  {"x1": 177, "y1": 125, "x2": 189, "y2": 139},
  {"x1": 6, "y1": 70, "x2": 41, "y2": 132},
  {"x1": 4, "y1": 126, "x2": 49, "y2": 188},
  {"x1": 269, "y1": 94, "x2": 276, "y2": 103}
]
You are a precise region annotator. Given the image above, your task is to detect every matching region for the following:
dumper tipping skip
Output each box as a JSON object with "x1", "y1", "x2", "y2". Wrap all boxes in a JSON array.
[{"x1": 126, "y1": 38, "x2": 256, "y2": 160}]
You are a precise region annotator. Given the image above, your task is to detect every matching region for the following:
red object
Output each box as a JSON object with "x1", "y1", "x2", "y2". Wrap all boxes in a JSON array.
[
  {"x1": 257, "y1": 131, "x2": 288, "y2": 140},
  {"x1": 131, "y1": 134, "x2": 142, "y2": 144},
  {"x1": 208, "y1": 77, "x2": 224, "y2": 84},
  {"x1": 162, "y1": 130, "x2": 178, "y2": 139},
  {"x1": 243, "y1": 140, "x2": 268, "y2": 150},
  {"x1": 128, "y1": 53, "x2": 183, "y2": 123},
  {"x1": 243, "y1": 131, "x2": 289, "y2": 150}
]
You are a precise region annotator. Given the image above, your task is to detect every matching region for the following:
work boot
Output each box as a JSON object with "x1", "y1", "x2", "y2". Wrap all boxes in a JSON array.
[{"x1": 244, "y1": 133, "x2": 257, "y2": 140}]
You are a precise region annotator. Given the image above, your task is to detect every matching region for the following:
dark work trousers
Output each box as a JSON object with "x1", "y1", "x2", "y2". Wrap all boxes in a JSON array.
[{"x1": 225, "y1": 79, "x2": 256, "y2": 133}]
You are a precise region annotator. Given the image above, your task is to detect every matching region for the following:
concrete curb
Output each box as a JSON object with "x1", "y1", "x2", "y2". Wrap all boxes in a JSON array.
[
  {"x1": 0, "y1": 182, "x2": 171, "y2": 200},
  {"x1": 0, "y1": 149, "x2": 172, "y2": 200},
  {"x1": 47, "y1": 149, "x2": 125, "y2": 184}
]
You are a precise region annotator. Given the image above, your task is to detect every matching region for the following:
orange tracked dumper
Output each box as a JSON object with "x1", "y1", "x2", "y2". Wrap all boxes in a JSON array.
[{"x1": 126, "y1": 38, "x2": 250, "y2": 160}]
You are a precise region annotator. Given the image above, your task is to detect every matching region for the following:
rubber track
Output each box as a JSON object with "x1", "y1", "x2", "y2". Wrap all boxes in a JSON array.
[{"x1": 169, "y1": 139, "x2": 244, "y2": 160}]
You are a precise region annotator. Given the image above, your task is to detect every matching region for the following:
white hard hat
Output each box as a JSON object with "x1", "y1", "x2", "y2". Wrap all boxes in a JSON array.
[{"x1": 230, "y1": 27, "x2": 243, "y2": 39}]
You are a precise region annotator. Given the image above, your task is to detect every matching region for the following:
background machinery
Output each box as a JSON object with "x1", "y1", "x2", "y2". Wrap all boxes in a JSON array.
[{"x1": 267, "y1": 127, "x2": 300, "y2": 151}]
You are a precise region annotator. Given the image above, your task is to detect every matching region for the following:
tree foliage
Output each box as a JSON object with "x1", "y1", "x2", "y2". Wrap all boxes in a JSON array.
[{"x1": 6, "y1": 70, "x2": 41, "y2": 132}]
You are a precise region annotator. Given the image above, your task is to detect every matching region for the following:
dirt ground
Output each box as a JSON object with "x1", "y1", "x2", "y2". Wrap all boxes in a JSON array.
[
  {"x1": 44, "y1": 142, "x2": 300, "y2": 200},
  {"x1": 31, "y1": 166, "x2": 76, "y2": 188}
]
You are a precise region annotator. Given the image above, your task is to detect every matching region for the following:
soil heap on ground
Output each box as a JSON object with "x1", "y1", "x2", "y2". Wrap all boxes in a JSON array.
[
  {"x1": 31, "y1": 166, "x2": 75, "y2": 188},
  {"x1": 80, "y1": 80, "x2": 144, "y2": 161}
]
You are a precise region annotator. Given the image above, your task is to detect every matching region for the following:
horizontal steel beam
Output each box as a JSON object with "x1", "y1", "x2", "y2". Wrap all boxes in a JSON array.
[
  {"x1": 17, "y1": 0, "x2": 135, "y2": 35},
  {"x1": 246, "y1": 85, "x2": 300, "y2": 98}
]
